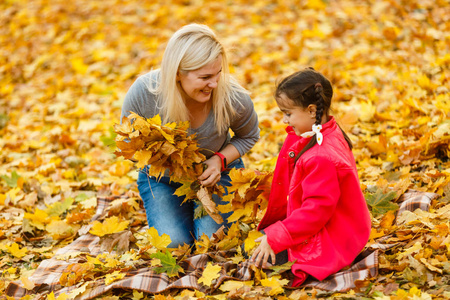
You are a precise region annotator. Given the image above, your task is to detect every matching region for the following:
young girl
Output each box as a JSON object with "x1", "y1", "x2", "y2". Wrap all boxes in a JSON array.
[{"x1": 251, "y1": 68, "x2": 371, "y2": 286}]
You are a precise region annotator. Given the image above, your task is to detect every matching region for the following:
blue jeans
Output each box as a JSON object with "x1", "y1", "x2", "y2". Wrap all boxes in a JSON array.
[{"x1": 137, "y1": 158, "x2": 245, "y2": 247}]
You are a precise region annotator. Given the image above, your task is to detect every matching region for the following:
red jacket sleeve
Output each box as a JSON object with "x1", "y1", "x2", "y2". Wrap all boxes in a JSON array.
[{"x1": 264, "y1": 156, "x2": 341, "y2": 253}]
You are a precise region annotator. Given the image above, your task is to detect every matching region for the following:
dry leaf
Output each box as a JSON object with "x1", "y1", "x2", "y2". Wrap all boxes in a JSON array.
[
  {"x1": 1, "y1": 0, "x2": 449, "y2": 298},
  {"x1": 89, "y1": 216, "x2": 130, "y2": 237},
  {"x1": 197, "y1": 186, "x2": 223, "y2": 224},
  {"x1": 99, "y1": 230, "x2": 134, "y2": 253},
  {"x1": 198, "y1": 262, "x2": 222, "y2": 287}
]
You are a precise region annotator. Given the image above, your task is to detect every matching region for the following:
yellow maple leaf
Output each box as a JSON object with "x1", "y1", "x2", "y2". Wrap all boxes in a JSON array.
[
  {"x1": 109, "y1": 160, "x2": 133, "y2": 177},
  {"x1": 47, "y1": 291, "x2": 68, "y2": 300},
  {"x1": 134, "y1": 150, "x2": 156, "y2": 169},
  {"x1": 160, "y1": 141, "x2": 177, "y2": 156},
  {"x1": 260, "y1": 276, "x2": 290, "y2": 296},
  {"x1": 70, "y1": 57, "x2": 88, "y2": 74},
  {"x1": 24, "y1": 209, "x2": 51, "y2": 230},
  {"x1": 86, "y1": 255, "x2": 104, "y2": 265},
  {"x1": 359, "y1": 100, "x2": 376, "y2": 122},
  {"x1": 132, "y1": 290, "x2": 144, "y2": 300},
  {"x1": 417, "y1": 73, "x2": 433, "y2": 91},
  {"x1": 368, "y1": 228, "x2": 385, "y2": 242},
  {"x1": 67, "y1": 282, "x2": 89, "y2": 299},
  {"x1": 227, "y1": 168, "x2": 255, "y2": 197},
  {"x1": 244, "y1": 230, "x2": 264, "y2": 253},
  {"x1": 195, "y1": 233, "x2": 211, "y2": 254},
  {"x1": 46, "y1": 220, "x2": 76, "y2": 240},
  {"x1": 89, "y1": 216, "x2": 130, "y2": 237},
  {"x1": 114, "y1": 117, "x2": 133, "y2": 135},
  {"x1": 198, "y1": 262, "x2": 222, "y2": 287},
  {"x1": 178, "y1": 290, "x2": 195, "y2": 298},
  {"x1": 408, "y1": 286, "x2": 423, "y2": 297},
  {"x1": 105, "y1": 257, "x2": 121, "y2": 268},
  {"x1": 80, "y1": 196, "x2": 97, "y2": 209},
  {"x1": 395, "y1": 287, "x2": 423, "y2": 299},
  {"x1": 7, "y1": 187, "x2": 22, "y2": 206},
  {"x1": 227, "y1": 202, "x2": 256, "y2": 223},
  {"x1": 230, "y1": 256, "x2": 245, "y2": 266},
  {"x1": 219, "y1": 280, "x2": 253, "y2": 292},
  {"x1": 20, "y1": 276, "x2": 35, "y2": 290},
  {"x1": 147, "y1": 114, "x2": 162, "y2": 126},
  {"x1": 132, "y1": 117, "x2": 152, "y2": 136},
  {"x1": 7, "y1": 243, "x2": 27, "y2": 259},
  {"x1": 145, "y1": 227, "x2": 172, "y2": 250},
  {"x1": 104, "y1": 270, "x2": 126, "y2": 285},
  {"x1": 142, "y1": 114, "x2": 175, "y2": 143},
  {"x1": 379, "y1": 210, "x2": 396, "y2": 230}
]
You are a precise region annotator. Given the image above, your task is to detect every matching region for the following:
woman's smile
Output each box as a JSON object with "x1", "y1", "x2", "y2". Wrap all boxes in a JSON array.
[{"x1": 177, "y1": 55, "x2": 222, "y2": 104}]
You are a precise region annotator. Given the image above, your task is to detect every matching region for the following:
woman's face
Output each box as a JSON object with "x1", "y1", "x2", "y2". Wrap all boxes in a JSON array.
[{"x1": 177, "y1": 55, "x2": 222, "y2": 105}]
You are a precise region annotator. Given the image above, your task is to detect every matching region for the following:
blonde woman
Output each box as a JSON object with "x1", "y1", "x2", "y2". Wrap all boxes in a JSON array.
[{"x1": 121, "y1": 24, "x2": 260, "y2": 247}]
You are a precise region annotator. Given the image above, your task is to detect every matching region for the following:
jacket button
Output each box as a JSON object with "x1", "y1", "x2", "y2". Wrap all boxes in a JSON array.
[{"x1": 288, "y1": 151, "x2": 295, "y2": 158}]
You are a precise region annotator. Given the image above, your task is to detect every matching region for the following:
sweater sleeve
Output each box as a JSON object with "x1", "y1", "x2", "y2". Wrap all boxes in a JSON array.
[
  {"x1": 120, "y1": 72, "x2": 158, "y2": 123},
  {"x1": 264, "y1": 156, "x2": 341, "y2": 253},
  {"x1": 229, "y1": 93, "x2": 260, "y2": 156}
]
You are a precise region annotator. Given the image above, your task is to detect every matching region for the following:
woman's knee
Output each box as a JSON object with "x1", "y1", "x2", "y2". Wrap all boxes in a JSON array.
[{"x1": 138, "y1": 175, "x2": 195, "y2": 245}]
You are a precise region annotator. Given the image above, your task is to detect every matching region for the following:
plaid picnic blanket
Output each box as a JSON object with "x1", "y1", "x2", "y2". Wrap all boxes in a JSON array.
[{"x1": 5, "y1": 189, "x2": 439, "y2": 299}]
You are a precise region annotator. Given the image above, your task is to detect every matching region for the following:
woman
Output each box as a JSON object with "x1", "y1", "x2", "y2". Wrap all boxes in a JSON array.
[{"x1": 121, "y1": 24, "x2": 260, "y2": 247}]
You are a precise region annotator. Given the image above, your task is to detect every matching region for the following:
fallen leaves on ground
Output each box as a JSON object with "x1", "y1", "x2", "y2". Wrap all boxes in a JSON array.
[{"x1": 0, "y1": 0, "x2": 449, "y2": 299}]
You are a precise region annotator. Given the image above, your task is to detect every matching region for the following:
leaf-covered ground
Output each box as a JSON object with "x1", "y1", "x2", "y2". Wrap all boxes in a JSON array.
[{"x1": 1, "y1": 0, "x2": 449, "y2": 299}]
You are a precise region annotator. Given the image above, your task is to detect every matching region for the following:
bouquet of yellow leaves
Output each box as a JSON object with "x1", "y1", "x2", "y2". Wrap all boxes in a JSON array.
[
  {"x1": 114, "y1": 112, "x2": 205, "y2": 182},
  {"x1": 114, "y1": 112, "x2": 224, "y2": 223}
]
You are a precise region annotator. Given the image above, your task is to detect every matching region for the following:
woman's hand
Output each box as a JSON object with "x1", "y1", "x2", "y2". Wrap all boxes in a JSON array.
[
  {"x1": 198, "y1": 155, "x2": 222, "y2": 187},
  {"x1": 251, "y1": 235, "x2": 276, "y2": 268}
]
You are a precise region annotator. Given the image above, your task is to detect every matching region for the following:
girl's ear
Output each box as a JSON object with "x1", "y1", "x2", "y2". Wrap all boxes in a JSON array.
[{"x1": 307, "y1": 104, "x2": 317, "y2": 119}]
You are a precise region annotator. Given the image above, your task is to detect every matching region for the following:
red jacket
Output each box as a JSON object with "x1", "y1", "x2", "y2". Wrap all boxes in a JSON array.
[{"x1": 258, "y1": 117, "x2": 371, "y2": 284}]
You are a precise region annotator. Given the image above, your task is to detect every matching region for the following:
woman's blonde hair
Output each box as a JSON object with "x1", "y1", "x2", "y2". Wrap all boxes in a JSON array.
[{"x1": 149, "y1": 23, "x2": 248, "y2": 135}]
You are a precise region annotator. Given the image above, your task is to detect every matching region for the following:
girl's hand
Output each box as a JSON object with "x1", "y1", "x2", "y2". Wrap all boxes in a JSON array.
[
  {"x1": 251, "y1": 235, "x2": 276, "y2": 268},
  {"x1": 198, "y1": 155, "x2": 222, "y2": 187}
]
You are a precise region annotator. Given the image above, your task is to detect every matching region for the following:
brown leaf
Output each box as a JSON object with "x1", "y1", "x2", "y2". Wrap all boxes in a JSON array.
[
  {"x1": 197, "y1": 186, "x2": 223, "y2": 224},
  {"x1": 171, "y1": 243, "x2": 192, "y2": 258},
  {"x1": 99, "y1": 230, "x2": 135, "y2": 254},
  {"x1": 382, "y1": 282, "x2": 399, "y2": 295}
]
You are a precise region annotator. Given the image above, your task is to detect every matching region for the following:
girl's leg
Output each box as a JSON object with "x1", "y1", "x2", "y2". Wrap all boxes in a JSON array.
[
  {"x1": 194, "y1": 158, "x2": 245, "y2": 240},
  {"x1": 137, "y1": 169, "x2": 195, "y2": 247}
]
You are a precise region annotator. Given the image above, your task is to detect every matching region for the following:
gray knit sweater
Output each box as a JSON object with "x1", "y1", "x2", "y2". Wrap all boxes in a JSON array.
[{"x1": 120, "y1": 70, "x2": 260, "y2": 159}]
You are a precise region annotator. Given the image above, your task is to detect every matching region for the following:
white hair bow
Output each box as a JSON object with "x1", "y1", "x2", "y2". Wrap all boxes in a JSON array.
[{"x1": 300, "y1": 124, "x2": 323, "y2": 145}]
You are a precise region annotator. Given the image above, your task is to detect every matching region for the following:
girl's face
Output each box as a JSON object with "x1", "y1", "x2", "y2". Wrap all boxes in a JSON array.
[
  {"x1": 277, "y1": 93, "x2": 316, "y2": 136},
  {"x1": 177, "y1": 55, "x2": 222, "y2": 105}
]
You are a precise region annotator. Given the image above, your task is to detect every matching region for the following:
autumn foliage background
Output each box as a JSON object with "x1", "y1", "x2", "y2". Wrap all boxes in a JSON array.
[{"x1": 1, "y1": 0, "x2": 450, "y2": 299}]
